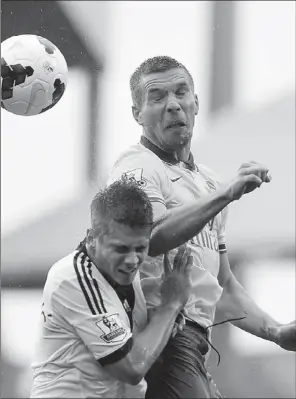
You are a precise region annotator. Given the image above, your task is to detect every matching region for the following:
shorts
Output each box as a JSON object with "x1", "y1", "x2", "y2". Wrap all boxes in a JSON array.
[{"x1": 145, "y1": 321, "x2": 223, "y2": 398}]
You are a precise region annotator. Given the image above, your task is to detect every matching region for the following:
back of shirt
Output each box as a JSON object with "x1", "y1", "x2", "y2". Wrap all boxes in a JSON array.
[{"x1": 31, "y1": 250, "x2": 147, "y2": 398}]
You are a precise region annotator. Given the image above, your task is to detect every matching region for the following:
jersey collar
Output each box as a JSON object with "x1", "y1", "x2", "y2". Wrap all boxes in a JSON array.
[{"x1": 140, "y1": 135, "x2": 197, "y2": 171}]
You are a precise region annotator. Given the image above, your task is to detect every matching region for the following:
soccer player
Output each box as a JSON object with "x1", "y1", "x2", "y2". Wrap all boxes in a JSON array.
[
  {"x1": 30, "y1": 178, "x2": 193, "y2": 398},
  {"x1": 108, "y1": 56, "x2": 296, "y2": 398}
]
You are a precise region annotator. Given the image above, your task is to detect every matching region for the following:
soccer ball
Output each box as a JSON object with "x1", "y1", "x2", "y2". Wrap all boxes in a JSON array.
[{"x1": 1, "y1": 34, "x2": 68, "y2": 116}]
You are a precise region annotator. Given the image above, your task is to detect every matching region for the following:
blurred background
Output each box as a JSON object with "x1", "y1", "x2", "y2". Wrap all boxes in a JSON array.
[{"x1": 1, "y1": 1, "x2": 295, "y2": 397}]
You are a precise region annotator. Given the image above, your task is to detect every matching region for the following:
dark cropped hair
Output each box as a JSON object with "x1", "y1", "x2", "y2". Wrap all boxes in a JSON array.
[
  {"x1": 130, "y1": 55, "x2": 194, "y2": 108},
  {"x1": 90, "y1": 177, "x2": 153, "y2": 239}
]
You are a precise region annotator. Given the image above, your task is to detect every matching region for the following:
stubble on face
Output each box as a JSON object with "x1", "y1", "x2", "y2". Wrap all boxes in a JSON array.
[{"x1": 138, "y1": 68, "x2": 198, "y2": 153}]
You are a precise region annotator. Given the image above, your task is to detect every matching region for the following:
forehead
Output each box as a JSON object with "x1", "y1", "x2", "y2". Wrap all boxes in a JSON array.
[
  {"x1": 140, "y1": 67, "x2": 192, "y2": 92},
  {"x1": 105, "y1": 221, "x2": 151, "y2": 246}
]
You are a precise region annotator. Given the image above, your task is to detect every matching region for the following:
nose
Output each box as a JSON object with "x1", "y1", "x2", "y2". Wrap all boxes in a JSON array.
[
  {"x1": 166, "y1": 96, "x2": 181, "y2": 113},
  {"x1": 125, "y1": 251, "x2": 139, "y2": 267}
]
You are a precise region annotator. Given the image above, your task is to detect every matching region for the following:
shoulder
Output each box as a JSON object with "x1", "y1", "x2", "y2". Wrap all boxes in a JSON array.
[
  {"x1": 111, "y1": 143, "x2": 165, "y2": 175},
  {"x1": 45, "y1": 252, "x2": 77, "y2": 291},
  {"x1": 47, "y1": 252, "x2": 114, "y2": 315},
  {"x1": 46, "y1": 251, "x2": 99, "y2": 300},
  {"x1": 108, "y1": 143, "x2": 167, "y2": 187}
]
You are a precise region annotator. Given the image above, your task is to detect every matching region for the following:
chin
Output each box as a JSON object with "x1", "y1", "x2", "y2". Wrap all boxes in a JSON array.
[
  {"x1": 116, "y1": 273, "x2": 135, "y2": 286},
  {"x1": 179, "y1": 134, "x2": 191, "y2": 145},
  {"x1": 171, "y1": 134, "x2": 191, "y2": 149},
  {"x1": 174, "y1": 129, "x2": 191, "y2": 141},
  {"x1": 117, "y1": 269, "x2": 138, "y2": 285}
]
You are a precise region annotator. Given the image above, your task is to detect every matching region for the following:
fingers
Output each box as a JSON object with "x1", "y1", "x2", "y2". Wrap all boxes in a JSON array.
[
  {"x1": 172, "y1": 312, "x2": 186, "y2": 337},
  {"x1": 184, "y1": 255, "x2": 193, "y2": 276},
  {"x1": 239, "y1": 161, "x2": 258, "y2": 170},
  {"x1": 164, "y1": 245, "x2": 192, "y2": 275},
  {"x1": 245, "y1": 174, "x2": 262, "y2": 186},
  {"x1": 265, "y1": 172, "x2": 272, "y2": 183},
  {"x1": 175, "y1": 246, "x2": 192, "y2": 272},
  {"x1": 238, "y1": 162, "x2": 271, "y2": 184},
  {"x1": 173, "y1": 244, "x2": 187, "y2": 270},
  {"x1": 172, "y1": 323, "x2": 178, "y2": 338},
  {"x1": 163, "y1": 253, "x2": 172, "y2": 276},
  {"x1": 178, "y1": 313, "x2": 186, "y2": 331},
  {"x1": 240, "y1": 165, "x2": 268, "y2": 178}
]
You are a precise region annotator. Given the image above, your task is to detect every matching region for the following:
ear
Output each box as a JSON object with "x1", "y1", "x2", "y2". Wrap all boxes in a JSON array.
[
  {"x1": 194, "y1": 94, "x2": 199, "y2": 115},
  {"x1": 132, "y1": 105, "x2": 143, "y2": 126},
  {"x1": 86, "y1": 228, "x2": 96, "y2": 247}
]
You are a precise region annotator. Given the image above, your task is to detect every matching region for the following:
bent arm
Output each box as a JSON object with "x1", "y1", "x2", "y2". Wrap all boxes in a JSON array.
[
  {"x1": 149, "y1": 188, "x2": 231, "y2": 256},
  {"x1": 217, "y1": 253, "x2": 281, "y2": 342},
  {"x1": 103, "y1": 303, "x2": 180, "y2": 385}
]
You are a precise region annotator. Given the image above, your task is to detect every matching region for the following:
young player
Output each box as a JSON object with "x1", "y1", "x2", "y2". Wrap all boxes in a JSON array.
[{"x1": 30, "y1": 178, "x2": 193, "y2": 398}]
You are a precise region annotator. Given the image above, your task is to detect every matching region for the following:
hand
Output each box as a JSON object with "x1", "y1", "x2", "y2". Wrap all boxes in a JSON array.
[
  {"x1": 226, "y1": 161, "x2": 272, "y2": 201},
  {"x1": 275, "y1": 320, "x2": 296, "y2": 351},
  {"x1": 238, "y1": 161, "x2": 272, "y2": 184},
  {"x1": 160, "y1": 245, "x2": 193, "y2": 309},
  {"x1": 172, "y1": 309, "x2": 188, "y2": 338}
]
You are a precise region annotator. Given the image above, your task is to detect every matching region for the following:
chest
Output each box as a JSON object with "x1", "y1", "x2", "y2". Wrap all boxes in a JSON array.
[
  {"x1": 104, "y1": 278, "x2": 147, "y2": 334},
  {"x1": 163, "y1": 163, "x2": 222, "y2": 232}
]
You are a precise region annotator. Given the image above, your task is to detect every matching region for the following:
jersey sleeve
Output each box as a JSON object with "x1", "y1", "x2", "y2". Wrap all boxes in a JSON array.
[
  {"x1": 108, "y1": 151, "x2": 169, "y2": 210},
  {"x1": 51, "y1": 262, "x2": 133, "y2": 366},
  {"x1": 218, "y1": 206, "x2": 228, "y2": 254},
  {"x1": 198, "y1": 164, "x2": 228, "y2": 250}
]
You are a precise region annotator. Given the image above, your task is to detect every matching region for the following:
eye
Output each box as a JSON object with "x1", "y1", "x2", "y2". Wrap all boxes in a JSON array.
[
  {"x1": 136, "y1": 246, "x2": 147, "y2": 253},
  {"x1": 115, "y1": 245, "x2": 129, "y2": 254},
  {"x1": 153, "y1": 94, "x2": 164, "y2": 102},
  {"x1": 176, "y1": 88, "x2": 188, "y2": 96},
  {"x1": 149, "y1": 90, "x2": 166, "y2": 103}
]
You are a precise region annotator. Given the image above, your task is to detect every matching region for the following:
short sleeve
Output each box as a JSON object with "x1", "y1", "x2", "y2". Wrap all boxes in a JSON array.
[
  {"x1": 218, "y1": 206, "x2": 228, "y2": 252},
  {"x1": 198, "y1": 163, "x2": 228, "y2": 248},
  {"x1": 52, "y1": 268, "x2": 133, "y2": 366}
]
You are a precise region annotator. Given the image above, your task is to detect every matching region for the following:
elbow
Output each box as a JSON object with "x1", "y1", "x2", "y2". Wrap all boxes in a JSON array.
[
  {"x1": 148, "y1": 230, "x2": 168, "y2": 257},
  {"x1": 126, "y1": 369, "x2": 144, "y2": 386}
]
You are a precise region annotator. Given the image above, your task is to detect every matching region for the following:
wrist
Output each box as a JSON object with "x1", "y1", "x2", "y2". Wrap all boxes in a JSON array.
[
  {"x1": 216, "y1": 185, "x2": 234, "y2": 204},
  {"x1": 159, "y1": 302, "x2": 183, "y2": 316},
  {"x1": 267, "y1": 324, "x2": 281, "y2": 345}
]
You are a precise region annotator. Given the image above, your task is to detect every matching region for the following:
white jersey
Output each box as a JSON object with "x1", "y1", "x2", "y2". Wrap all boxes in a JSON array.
[
  {"x1": 30, "y1": 244, "x2": 147, "y2": 398},
  {"x1": 108, "y1": 136, "x2": 228, "y2": 329}
]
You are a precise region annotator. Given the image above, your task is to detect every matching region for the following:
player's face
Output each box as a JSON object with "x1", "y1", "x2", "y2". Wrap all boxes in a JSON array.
[
  {"x1": 135, "y1": 68, "x2": 199, "y2": 151},
  {"x1": 94, "y1": 221, "x2": 151, "y2": 286}
]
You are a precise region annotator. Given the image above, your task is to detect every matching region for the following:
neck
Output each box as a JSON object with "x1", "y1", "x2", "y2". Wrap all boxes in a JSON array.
[
  {"x1": 176, "y1": 140, "x2": 191, "y2": 162},
  {"x1": 142, "y1": 130, "x2": 165, "y2": 152},
  {"x1": 143, "y1": 130, "x2": 191, "y2": 162}
]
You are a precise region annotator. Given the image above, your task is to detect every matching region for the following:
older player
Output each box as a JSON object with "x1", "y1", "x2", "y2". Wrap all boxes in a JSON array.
[
  {"x1": 30, "y1": 178, "x2": 193, "y2": 398},
  {"x1": 108, "y1": 56, "x2": 296, "y2": 398}
]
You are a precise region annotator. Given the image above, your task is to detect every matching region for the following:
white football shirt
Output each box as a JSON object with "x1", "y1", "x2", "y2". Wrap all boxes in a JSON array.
[
  {"x1": 108, "y1": 136, "x2": 228, "y2": 329},
  {"x1": 30, "y1": 245, "x2": 147, "y2": 398}
]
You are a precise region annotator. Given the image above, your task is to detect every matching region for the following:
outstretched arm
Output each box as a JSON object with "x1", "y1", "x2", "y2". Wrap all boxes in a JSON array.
[
  {"x1": 217, "y1": 253, "x2": 296, "y2": 351},
  {"x1": 149, "y1": 163, "x2": 270, "y2": 257},
  {"x1": 149, "y1": 189, "x2": 231, "y2": 256}
]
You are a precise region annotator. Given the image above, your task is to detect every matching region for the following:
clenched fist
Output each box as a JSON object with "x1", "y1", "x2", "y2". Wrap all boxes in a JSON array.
[{"x1": 226, "y1": 161, "x2": 272, "y2": 201}]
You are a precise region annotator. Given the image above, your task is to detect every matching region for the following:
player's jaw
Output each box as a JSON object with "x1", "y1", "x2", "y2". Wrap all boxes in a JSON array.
[
  {"x1": 163, "y1": 120, "x2": 192, "y2": 147},
  {"x1": 115, "y1": 262, "x2": 141, "y2": 285}
]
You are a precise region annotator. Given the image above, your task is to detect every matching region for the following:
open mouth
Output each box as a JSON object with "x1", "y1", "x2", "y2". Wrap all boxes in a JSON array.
[{"x1": 167, "y1": 121, "x2": 186, "y2": 129}]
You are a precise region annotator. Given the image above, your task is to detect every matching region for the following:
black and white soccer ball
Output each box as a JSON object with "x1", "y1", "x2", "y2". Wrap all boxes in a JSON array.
[{"x1": 1, "y1": 34, "x2": 68, "y2": 116}]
